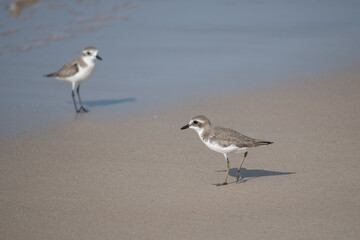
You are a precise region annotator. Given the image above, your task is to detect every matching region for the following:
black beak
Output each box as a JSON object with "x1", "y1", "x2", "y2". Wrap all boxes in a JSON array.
[
  {"x1": 181, "y1": 124, "x2": 189, "y2": 130},
  {"x1": 96, "y1": 55, "x2": 103, "y2": 61}
]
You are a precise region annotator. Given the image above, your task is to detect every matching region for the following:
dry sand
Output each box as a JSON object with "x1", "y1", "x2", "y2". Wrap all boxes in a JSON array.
[{"x1": 1, "y1": 68, "x2": 360, "y2": 239}]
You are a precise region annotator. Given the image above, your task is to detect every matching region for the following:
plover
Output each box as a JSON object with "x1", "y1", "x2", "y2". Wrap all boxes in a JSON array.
[
  {"x1": 181, "y1": 115, "x2": 273, "y2": 185},
  {"x1": 44, "y1": 46, "x2": 102, "y2": 113}
]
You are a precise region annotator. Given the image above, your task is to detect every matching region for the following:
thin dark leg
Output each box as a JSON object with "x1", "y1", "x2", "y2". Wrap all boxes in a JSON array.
[
  {"x1": 236, "y1": 152, "x2": 248, "y2": 183},
  {"x1": 72, "y1": 90, "x2": 80, "y2": 113},
  {"x1": 76, "y1": 84, "x2": 88, "y2": 112}
]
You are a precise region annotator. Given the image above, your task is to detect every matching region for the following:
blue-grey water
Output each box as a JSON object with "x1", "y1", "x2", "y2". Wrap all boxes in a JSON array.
[{"x1": 1, "y1": 0, "x2": 360, "y2": 138}]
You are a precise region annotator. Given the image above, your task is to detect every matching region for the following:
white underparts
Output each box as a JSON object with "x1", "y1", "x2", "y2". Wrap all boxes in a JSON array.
[{"x1": 202, "y1": 139, "x2": 247, "y2": 154}]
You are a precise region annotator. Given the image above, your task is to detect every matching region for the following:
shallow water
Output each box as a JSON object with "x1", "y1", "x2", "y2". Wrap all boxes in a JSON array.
[{"x1": 1, "y1": 0, "x2": 360, "y2": 137}]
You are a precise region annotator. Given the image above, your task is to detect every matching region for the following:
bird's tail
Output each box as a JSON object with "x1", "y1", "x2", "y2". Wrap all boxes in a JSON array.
[
  {"x1": 44, "y1": 72, "x2": 57, "y2": 77},
  {"x1": 255, "y1": 140, "x2": 273, "y2": 146}
]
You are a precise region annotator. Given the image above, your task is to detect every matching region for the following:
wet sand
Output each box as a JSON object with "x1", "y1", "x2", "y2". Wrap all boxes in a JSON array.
[{"x1": 1, "y1": 68, "x2": 359, "y2": 239}]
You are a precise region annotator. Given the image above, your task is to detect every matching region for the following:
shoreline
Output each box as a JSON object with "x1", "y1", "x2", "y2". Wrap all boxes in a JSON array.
[
  {"x1": 1, "y1": 67, "x2": 360, "y2": 239},
  {"x1": 2, "y1": 64, "x2": 356, "y2": 141}
]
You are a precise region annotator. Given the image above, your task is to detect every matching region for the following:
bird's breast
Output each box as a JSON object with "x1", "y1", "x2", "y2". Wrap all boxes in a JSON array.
[{"x1": 75, "y1": 64, "x2": 95, "y2": 82}]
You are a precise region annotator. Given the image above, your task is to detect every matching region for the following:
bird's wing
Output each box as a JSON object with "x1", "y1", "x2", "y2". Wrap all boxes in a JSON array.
[
  {"x1": 211, "y1": 126, "x2": 263, "y2": 148},
  {"x1": 45, "y1": 59, "x2": 79, "y2": 78},
  {"x1": 56, "y1": 59, "x2": 79, "y2": 77}
]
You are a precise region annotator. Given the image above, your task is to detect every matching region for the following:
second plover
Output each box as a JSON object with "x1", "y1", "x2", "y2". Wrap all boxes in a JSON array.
[
  {"x1": 181, "y1": 115, "x2": 273, "y2": 185},
  {"x1": 44, "y1": 46, "x2": 102, "y2": 113}
]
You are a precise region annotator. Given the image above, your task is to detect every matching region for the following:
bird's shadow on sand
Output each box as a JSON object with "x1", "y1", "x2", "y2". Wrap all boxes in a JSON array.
[
  {"x1": 69, "y1": 98, "x2": 135, "y2": 108},
  {"x1": 214, "y1": 168, "x2": 295, "y2": 186}
]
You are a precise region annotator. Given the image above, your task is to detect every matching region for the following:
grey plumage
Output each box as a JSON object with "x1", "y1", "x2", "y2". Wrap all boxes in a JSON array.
[
  {"x1": 44, "y1": 57, "x2": 89, "y2": 78},
  {"x1": 210, "y1": 126, "x2": 273, "y2": 148},
  {"x1": 192, "y1": 115, "x2": 273, "y2": 148},
  {"x1": 45, "y1": 60, "x2": 79, "y2": 78}
]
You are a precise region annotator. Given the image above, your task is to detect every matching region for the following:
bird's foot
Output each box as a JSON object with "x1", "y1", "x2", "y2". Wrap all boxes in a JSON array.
[
  {"x1": 236, "y1": 176, "x2": 241, "y2": 183},
  {"x1": 237, "y1": 179, "x2": 247, "y2": 183},
  {"x1": 80, "y1": 106, "x2": 89, "y2": 112},
  {"x1": 214, "y1": 182, "x2": 228, "y2": 187},
  {"x1": 236, "y1": 176, "x2": 247, "y2": 183},
  {"x1": 236, "y1": 171, "x2": 241, "y2": 183}
]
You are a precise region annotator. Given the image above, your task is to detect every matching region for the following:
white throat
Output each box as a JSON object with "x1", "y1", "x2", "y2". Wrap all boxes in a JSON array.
[
  {"x1": 190, "y1": 126, "x2": 204, "y2": 139},
  {"x1": 83, "y1": 56, "x2": 95, "y2": 66}
]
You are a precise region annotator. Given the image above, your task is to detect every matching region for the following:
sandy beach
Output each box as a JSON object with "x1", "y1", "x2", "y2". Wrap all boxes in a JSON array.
[{"x1": 1, "y1": 68, "x2": 359, "y2": 239}]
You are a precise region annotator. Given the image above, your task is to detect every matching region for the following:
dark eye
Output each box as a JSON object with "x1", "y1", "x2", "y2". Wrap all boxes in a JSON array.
[
  {"x1": 87, "y1": 52, "x2": 91, "y2": 55},
  {"x1": 193, "y1": 120, "x2": 198, "y2": 124}
]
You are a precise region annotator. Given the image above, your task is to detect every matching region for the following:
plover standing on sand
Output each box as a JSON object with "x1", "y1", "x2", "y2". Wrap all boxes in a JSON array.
[
  {"x1": 44, "y1": 46, "x2": 102, "y2": 113},
  {"x1": 181, "y1": 115, "x2": 273, "y2": 185}
]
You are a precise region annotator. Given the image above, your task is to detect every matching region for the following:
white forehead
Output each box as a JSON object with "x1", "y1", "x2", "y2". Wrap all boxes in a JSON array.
[{"x1": 83, "y1": 48, "x2": 97, "y2": 53}]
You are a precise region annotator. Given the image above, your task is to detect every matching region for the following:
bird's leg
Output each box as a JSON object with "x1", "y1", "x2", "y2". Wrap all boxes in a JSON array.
[
  {"x1": 236, "y1": 152, "x2": 248, "y2": 183},
  {"x1": 223, "y1": 154, "x2": 230, "y2": 185},
  {"x1": 72, "y1": 90, "x2": 80, "y2": 113},
  {"x1": 76, "y1": 84, "x2": 88, "y2": 112}
]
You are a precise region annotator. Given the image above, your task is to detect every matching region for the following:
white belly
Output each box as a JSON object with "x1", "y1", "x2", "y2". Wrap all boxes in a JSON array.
[{"x1": 202, "y1": 138, "x2": 247, "y2": 154}]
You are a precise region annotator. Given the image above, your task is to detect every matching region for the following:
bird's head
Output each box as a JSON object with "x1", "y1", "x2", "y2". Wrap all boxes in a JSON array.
[
  {"x1": 181, "y1": 115, "x2": 211, "y2": 134},
  {"x1": 82, "y1": 46, "x2": 102, "y2": 62}
]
